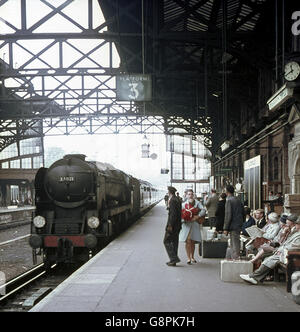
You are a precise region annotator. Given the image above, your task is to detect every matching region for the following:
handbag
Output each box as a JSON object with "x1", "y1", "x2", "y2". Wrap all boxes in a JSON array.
[{"x1": 181, "y1": 202, "x2": 200, "y2": 222}]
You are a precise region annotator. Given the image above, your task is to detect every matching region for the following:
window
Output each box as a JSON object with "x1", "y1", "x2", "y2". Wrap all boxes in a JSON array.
[
  {"x1": 184, "y1": 155, "x2": 195, "y2": 180},
  {"x1": 172, "y1": 154, "x2": 182, "y2": 179},
  {"x1": 0, "y1": 143, "x2": 18, "y2": 159},
  {"x1": 195, "y1": 183, "x2": 210, "y2": 195},
  {"x1": 168, "y1": 135, "x2": 192, "y2": 154},
  {"x1": 10, "y1": 159, "x2": 20, "y2": 168},
  {"x1": 196, "y1": 157, "x2": 211, "y2": 180},
  {"x1": 33, "y1": 156, "x2": 43, "y2": 169},
  {"x1": 170, "y1": 135, "x2": 211, "y2": 182},
  {"x1": 10, "y1": 185, "x2": 19, "y2": 203},
  {"x1": 20, "y1": 138, "x2": 42, "y2": 155},
  {"x1": 21, "y1": 158, "x2": 32, "y2": 169}
]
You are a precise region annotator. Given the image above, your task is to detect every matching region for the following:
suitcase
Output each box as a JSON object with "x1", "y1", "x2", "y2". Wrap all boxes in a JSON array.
[
  {"x1": 220, "y1": 260, "x2": 253, "y2": 282},
  {"x1": 202, "y1": 240, "x2": 228, "y2": 258}
]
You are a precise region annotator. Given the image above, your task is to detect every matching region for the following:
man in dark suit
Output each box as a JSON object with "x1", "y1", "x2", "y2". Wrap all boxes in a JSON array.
[
  {"x1": 254, "y1": 209, "x2": 266, "y2": 229},
  {"x1": 163, "y1": 186, "x2": 182, "y2": 266},
  {"x1": 215, "y1": 193, "x2": 227, "y2": 233},
  {"x1": 223, "y1": 185, "x2": 244, "y2": 260}
]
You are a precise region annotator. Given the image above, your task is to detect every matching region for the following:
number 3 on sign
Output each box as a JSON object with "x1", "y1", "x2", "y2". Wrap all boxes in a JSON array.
[{"x1": 128, "y1": 82, "x2": 139, "y2": 99}]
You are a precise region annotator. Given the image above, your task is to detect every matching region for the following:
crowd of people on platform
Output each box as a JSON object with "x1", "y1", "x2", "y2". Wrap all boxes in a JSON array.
[{"x1": 163, "y1": 185, "x2": 300, "y2": 286}]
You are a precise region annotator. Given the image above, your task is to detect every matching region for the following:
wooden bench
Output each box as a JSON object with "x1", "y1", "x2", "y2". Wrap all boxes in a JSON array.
[{"x1": 274, "y1": 249, "x2": 300, "y2": 292}]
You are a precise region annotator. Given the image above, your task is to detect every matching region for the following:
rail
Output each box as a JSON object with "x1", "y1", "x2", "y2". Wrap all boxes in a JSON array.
[{"x1": 0, "y1": 263, "x2": 50, "y2": 303}]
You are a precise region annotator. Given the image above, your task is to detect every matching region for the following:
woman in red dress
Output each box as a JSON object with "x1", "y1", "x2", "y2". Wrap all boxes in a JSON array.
[{"x1": 179, "y1": 189, "x2": 206, "y2": 264}]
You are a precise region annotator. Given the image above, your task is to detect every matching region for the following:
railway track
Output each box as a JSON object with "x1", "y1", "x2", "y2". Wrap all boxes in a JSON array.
[
  {"x1": 0, "y1": 262, "x2": 81, "y2": 312},
  {"x1": 0, "y1": 203, "x2": 160, "y2": 312}
]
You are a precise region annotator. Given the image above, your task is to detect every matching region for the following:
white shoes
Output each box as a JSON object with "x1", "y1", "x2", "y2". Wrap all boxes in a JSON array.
[{"x1": 240, "y1": 274, "x2": 258, "y2": 285}]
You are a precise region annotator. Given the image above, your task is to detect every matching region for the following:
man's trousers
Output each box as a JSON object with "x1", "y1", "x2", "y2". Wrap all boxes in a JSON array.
[
  {"x1": 229, "y1": 230, "x2": 241, "y2": 260},
  {"x1": 163, "y1": 231, "x2": 180, "y2": 262}
]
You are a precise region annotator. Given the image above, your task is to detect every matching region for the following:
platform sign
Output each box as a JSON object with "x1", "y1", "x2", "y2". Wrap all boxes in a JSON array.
[
  {"x1": 267, "y1": 84, "x2": 294, "y2": 111},
  {"x1": 244, "y1": 155, "x2": 261, "y2": 210},
  {"x1": 116, "y1": 74, "x2": 152, "y2": 101}
]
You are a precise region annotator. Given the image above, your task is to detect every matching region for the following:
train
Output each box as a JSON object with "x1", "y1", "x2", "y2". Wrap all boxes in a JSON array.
[{"x1": 29, "y1": 154, "x2": 162, "y2": 266}]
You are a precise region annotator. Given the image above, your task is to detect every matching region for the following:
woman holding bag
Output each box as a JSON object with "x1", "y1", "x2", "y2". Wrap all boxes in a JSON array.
[{"x1": 179, "y1": 189, "x2": 206, "y2": 264}]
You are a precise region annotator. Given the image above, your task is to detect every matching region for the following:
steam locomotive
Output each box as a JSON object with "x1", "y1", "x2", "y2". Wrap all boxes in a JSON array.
[{"x1": 29, "y1": 154, "x2": 162, "y2": 266}]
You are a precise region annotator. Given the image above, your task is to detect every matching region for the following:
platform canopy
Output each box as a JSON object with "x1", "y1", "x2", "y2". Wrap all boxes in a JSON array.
[{"x1": 0, "y1": 0, "x2": 292, "y2": 152}]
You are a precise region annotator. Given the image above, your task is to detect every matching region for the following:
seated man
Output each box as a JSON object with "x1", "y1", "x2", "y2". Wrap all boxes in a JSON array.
[
  {"x1": 254, "y1": 209, "x2": 267, "y2": 229},
  {"x1": 241, "y1": 207, "x2": 255, "y2": 236},
  {"x1": 240, "y1": 214, "x2": 300, "y2": 284},
  {"x1": 249, "y1": 214, "x2": 291, "y2": 264}
]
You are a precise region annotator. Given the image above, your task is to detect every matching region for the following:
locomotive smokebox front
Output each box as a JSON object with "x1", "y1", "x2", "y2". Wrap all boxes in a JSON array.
[{"x1": 44, "y1": 154, "x2": 94, "y2": 204}]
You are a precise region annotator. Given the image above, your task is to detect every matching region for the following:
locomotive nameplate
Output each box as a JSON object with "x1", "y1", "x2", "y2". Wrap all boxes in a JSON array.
[{"x1": 58, "y1": 176, "x2": 75, "y2": 183}]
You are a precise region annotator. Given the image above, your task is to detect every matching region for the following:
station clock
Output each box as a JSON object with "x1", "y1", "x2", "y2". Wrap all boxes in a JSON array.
[{"x1": 284, "y1": 61, "x2": 300, "y2": 81}]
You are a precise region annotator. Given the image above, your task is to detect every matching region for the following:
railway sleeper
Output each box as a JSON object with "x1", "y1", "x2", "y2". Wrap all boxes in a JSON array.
[{"x1": 22, "y1": 287, "x2": 52, "y2": 309}]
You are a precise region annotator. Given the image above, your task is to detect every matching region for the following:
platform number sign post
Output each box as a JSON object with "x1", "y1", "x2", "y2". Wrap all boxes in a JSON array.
[
  {"x1": 116, "y1": 75, "x2": 152, "y2": 101},
  {"x1": 244, "y1": 155, "x2": 261, "y2": 211}
]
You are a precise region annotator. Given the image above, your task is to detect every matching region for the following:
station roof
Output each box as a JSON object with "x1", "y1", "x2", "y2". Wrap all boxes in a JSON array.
[
  {"x1": 98, "y1": 0, "x2": 293, "y2": 149},
  {"x1": 0, "y1": 0, "x2": 297, "y2": 153}
]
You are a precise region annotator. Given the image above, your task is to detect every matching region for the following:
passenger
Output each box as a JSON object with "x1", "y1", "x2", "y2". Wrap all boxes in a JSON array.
[
  {"x1": 249, "y1": 214, "x2": 291, "y2": 264},
  {"x1": 245, "y1": 212, "x2": 280, "y2": 254},
  {"x1": 241, "y1": 207, "x2": 256, "y2": 236},
  {"x1": 261, "y1": 212, "x2": 280, "y2": 239},
  {"x1": 253, "y1": 209, "x2": 267, "y2": 229},
  {"x1": 182, "y1": 189, "x2": 189, "y2": 203},
  {"x1": 274, "y1": 214, "x2": 292, "y2": 244},
  {"x1": 268, "y1": 191, "x2": 277, "y2": 200},
  {"x1": 275, "y1": 192, "x2": 284, "y2": 205},
  {"x1": 163, "y1": 186, "x2": 182, "y2": 267},
  {"x1": 179, "y1": 189, "x2": 206, "y2": 264},
  {"x1": 176, "y1": 192, "x2": 183, "y2": 204},
  {"x1": 240, "y1": 214, "x2": 300, "y2": 284},
  {"x1": 215, "y1": 193, "x2": 227, "y2": 233},
  {"x1": 164, "y1": 193, "x2": 169, "y2": 208},
  {"x1": 204, "y1": 189, "x2": 219, "y2": 229},
  {"x1": 223, "y1": 185, "x2": 244, "y2": 260}
]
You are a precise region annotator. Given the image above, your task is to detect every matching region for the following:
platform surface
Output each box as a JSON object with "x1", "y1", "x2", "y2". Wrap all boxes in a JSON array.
[
  {"x1": 31, "y1": 202, "x2": 300, "y2": 312},
  {"x1": 0, "y1": 206, "x2": 35, "y2": 214}
]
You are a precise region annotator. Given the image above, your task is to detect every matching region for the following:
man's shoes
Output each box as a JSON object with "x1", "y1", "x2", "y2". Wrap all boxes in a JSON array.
[
  {"x1": 240, "y1": 274, "x2": 258, "y2": 285},
  {"x1": 166, "y1": 261, "x2": 176, "y2": 266}
]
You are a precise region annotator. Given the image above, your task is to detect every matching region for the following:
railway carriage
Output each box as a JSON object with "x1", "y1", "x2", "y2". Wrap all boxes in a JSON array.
[{"x1": 29, "y1": 154, "x2": 161, "y2": 266}]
